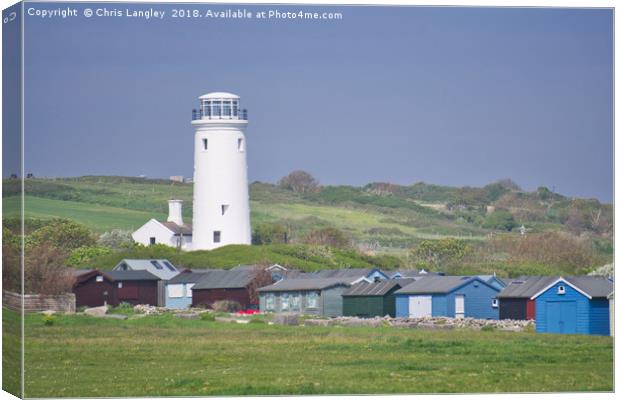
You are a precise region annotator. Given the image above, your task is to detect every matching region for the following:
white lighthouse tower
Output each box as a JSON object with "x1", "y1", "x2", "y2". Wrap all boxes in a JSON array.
[{"x1": 190, "y1": 92, "x2": 251, "y2": 250}]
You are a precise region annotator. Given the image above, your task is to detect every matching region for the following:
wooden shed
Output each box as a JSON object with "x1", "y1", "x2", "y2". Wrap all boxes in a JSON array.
[
  {"x1": 73, "y1": 270, "x2": 118, "y2": 308},
  {"x1": 258, "y1": 278, "x2": 351, "y2": 317},
  {"x1": 165, "y1": 269, "x2": 215, "y2": 309},
  {"x1": 191, "y1": 266, "x2": 270, "y2": 309},
  {"x1": 342, "y1": 279, "x2": 413, "y2": 318},
  {"x1": 106, "y1": 270, "x2": 160, "y2": 306},
  {"x1": 532, "y1": 276, "x2": 613, "y2": 335},
  {"x1": 72, "y1": 269, "x2": 160, "y2": 307},
  {"x1": 394, "y1": 276, "x2": 501, "y2": 320},
  {"x1": 496, "y1": 276, "x2": 557, "y2": 320},
  {"x1": 609, "y1": 292, "x2": 614, "y2": 337}
]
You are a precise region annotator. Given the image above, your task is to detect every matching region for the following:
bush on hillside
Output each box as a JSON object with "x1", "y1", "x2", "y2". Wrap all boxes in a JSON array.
[
  {"x1": 28, "y1": 220, "x2": 96, "y2": 252},
  {"x1": 252, "y1": 223, "x2": 289, "y2": 245},
  {"x1": 66, "y1": 246, "x2": 113, "y2": 267},
  {"x1": 98, "y1": 229, "x2": 135, "y2": 250},
  {"x1": 278, "y1": 170, "x2": 320, "y2": 194},
  {"x1": 482, "y1": 210, "x2": 517, "y2": 231},
  {"x1": 409, "y1": 238, "x2": 472, "y2": 269},
  {"x1": 301, "y1": 227, "x2": 350, "y2": 248}
]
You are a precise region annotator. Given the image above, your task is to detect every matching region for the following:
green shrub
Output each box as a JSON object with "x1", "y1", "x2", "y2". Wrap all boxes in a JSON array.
[
  {"x1": 200, "y1": 313, "x2": 216, "y2": 321},
  {"x1": 42, "y1": 315, "x2": 56, "y2": 326}
]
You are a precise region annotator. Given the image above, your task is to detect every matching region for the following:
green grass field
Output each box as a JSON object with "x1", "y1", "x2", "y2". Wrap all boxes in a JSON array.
[{"x1": 17, "y1": 309, "x2": 612, "y2": 397}]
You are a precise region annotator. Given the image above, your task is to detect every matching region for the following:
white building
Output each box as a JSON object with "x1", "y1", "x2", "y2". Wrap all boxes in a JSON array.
[
  {"x1": 190, "y1": 92, "x2": 252, "y2": 250},
  {"x1": 132, "y1": 199, "x2": 193, "y2": 250}
]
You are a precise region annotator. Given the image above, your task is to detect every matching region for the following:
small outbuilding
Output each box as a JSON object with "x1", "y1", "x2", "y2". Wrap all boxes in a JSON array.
[
  {"x1": 258, "y1": 278, "x2": 351, "y2": 316},
  {"x1": 342, "y1": 279, "x2": 413, "y2": 318},
  {"x1": 609, "y1": 292, "x2": 614, "y2": 337},
  {"x1": 394, "y1": 276, "x2": 501, "y2": 319},
  {"x1": 191, "y1": 265, "x2": 271, "y2": 309},
  {"x1": 165, "y1": 269, "x2": 215, "y2": 309},
  {"x1": 72, "y1": 269, "x2": 161, "y2": 307},
  {"x1": 497, "y1": 276, "x2": 557, "y2": 320},
  {"x1": 532, "y1": 276, "x2": 613, "y2": 336}
]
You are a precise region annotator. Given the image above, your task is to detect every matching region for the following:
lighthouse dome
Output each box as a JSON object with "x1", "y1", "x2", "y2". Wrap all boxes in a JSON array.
[{"x1": 199, "y1": 92, "x2": 240, "y2": 100}]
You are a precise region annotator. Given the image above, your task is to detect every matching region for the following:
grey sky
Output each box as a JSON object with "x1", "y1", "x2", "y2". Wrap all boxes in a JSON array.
[{"x1": 9, "y1": 3, "x2": 614, "y2": 201}]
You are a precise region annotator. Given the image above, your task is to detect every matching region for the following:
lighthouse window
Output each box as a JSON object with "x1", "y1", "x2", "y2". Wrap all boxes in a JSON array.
[
  {"x1": 213, "y1": 231, "x2": 221, "y2": 243},
  {"x1": 238, "y1": 138, "x2": 244, "y2": 152},
  {"x1": 212, "y1": 101, "x2": 222, "y2": 117},
  {"x1": 202, "y1": 138, "x2": 208, "y2": 150},
  {"x1": 221, "y1": 204, "x2": 229, "y2": 215},
  {"x1": 232, "y1": 100, "x2": 239, "y2": 116},
  {"x1": 223, "y1": 101, "x2": 231, "y2": 116}
]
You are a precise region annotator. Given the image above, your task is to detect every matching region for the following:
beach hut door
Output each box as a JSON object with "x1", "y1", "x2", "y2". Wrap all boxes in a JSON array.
[
  {"x1": 409, "y1": 296, "x2": 432, "y2": 318},
  {"x1": 455, "y1": 295, "x2": 465, "y2": 319}
]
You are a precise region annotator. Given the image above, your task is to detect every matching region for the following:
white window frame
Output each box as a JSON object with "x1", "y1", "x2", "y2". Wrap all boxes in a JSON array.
[
  {"x1": 186, "y1": 283, "x2": 195, "y2": 298},
  {"x1": 168, "y1": 284, "x2": 184, "y2": 298},
  {"x1": 265, "y1": 294, "x2": 275, "y2": 311},
  {"x1": 96, "y1": 276, "x2": 104, "y2": 282},
  {"x1": 492, "y1": 299, "x2": 499, "y2": 308},
  {"x1": 291, "y1": 293, "x2": 301, "y2": 310},
  {"x1": 306, "y1": 292, "x2": 319, "y2": 309},
  {"x1": 558, "y1": 285, "x2": 566, "y2": 295},
  {"x1": 281, "y1": 294, "x2": 290, "y2": 311},
  {"x1": 118, "y1": 282, "x2": 123, "y2": 289}
]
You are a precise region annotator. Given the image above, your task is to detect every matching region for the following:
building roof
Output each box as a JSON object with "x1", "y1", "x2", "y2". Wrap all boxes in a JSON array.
[
  {"x1": 199, "y1": 92, "x2": 240, "y2": 100},
  {"x1": 258, "y1": 278, "x2": 351, "y2": 292},
  {"x1": 501, "y1": 275, "x2": 614, "y2": 299},
  {"x1": 389, "y1": 269, "x2": 442, "y2": 278},
  {"x1": 562, "y1": 276, "x2": 614, "y2": 298},
  {"x1": 72, "y1": 269, "x2": 93, "y2": 277},
  {"x1": 113, "y1": 259, "x2": 180, "y2": 280},
  {"x1": 159, "y1": 221, "x2": 192, "y2": 235},
  {"x1": 395, "y1": 275, "x2": 494, "y2": 295},
  {"x1": 497, "y1": 276, "x2": 558, "y2": 298},
  {"x1": 192, "y1": 268, "x2": 256, "y2": 290},
  {"x1": 343, "y1": 279, "x2": 415, "y2": 297},
  {"x1": 106, "y1": 270, "x2": 160, "y2": 281},
  {"x1": 167, "y1": 270, "x2": 218, "y2": 284}
]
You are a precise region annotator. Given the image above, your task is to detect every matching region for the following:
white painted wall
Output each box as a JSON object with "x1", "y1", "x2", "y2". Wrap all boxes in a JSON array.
[
  {"x1": 191, "y1": 93, "x2": 251, "y2": 250},
  {"x1": 132, "y1": 219, "x2": 192, "y2": 250}
]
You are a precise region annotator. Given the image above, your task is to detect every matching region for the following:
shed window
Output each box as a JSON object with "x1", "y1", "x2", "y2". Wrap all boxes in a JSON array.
[
  {"x1": 149, "y1": 237, "x2": 156, "y2": 245},
  {"x1": 213, "y1": 231, "x2": 221, "y2": 243},
  {"x1": 558, "y1": 285, "x2": 566, "y2": 295},
  {"x1": 96, "y1": 276, "x2": 104, "y2": 282},
  {"x1": 118, "y1": 282, "x2": 123, "y2": 289},
  {"x1": 306, "y1": 292, "x2": 319, "y2": 309},
  {"x1": 291, "y1": 294, "x2": 301, "y2": 310},
  {"x1": 168, "y1": 284, "x2": 184, "y2": 298},
  {"x1": 281, "y1": 294, "x2": 290, "y2": 311},
  {"x1": 265, "y1": 294, "x2": 275, "y2": 311},
  {"x1": 186, "y1": 283, "x2": 195, "y2": 298},
  {"x1": 150, "y1": 261, "x2": 163, "y2": 270},
  {"x1": 492, "y1": 299, "x2": 498, "y2": 308}
]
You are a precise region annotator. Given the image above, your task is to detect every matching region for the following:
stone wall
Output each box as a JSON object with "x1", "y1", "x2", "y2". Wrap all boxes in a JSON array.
[
  {"x1": 300, "y1": 315, "x2": 535, "y2": 332},
  {"x1": 3, "y1": 291, "x2": 76, "y2": 313}
]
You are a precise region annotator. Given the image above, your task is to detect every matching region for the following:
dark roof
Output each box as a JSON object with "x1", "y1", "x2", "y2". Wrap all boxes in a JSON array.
[
  {"x1": 258, "y1": 278, "x2": 351, "y2": 292},
  {"x1": 167, "y1": 270, "x2": 217, "y2": 284},
  {"x1": 497, "y1": 276, "x2": 558, "y2": 298},
  {"x1": 564, "y1": 276, "x2": 613, "y2": 298},
  {"x1": 311, "y1": 268, "x2": 374, "y2": 279},
  {"x1": 106, "y1": 270, "x2": 160, "y2": 281},
  {"x1": 343, "y1": 279, "x2": 415, "y2": 296},
  {"x1": 192, "y1": 269, "x2": 255, "y2": 290},
  {"x1": 395, "y1": 276, "x2": 492, "y2": 295},
  {"x1": 159, "y1": 221, "x2": 193, "y2": 235}
]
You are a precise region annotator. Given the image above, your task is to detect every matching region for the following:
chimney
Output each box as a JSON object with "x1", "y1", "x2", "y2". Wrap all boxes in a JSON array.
[{"x1": 167, "y1": 199, "x2": 184, "y2": 226}]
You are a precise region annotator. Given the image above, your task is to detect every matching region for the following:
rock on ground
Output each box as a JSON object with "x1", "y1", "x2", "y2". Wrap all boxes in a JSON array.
[{"x1": 84, "y1": 305, "x2": 108, "y2": 317}]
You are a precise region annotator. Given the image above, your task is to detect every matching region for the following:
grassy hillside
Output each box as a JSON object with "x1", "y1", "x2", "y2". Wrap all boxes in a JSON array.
[{"x1": 2, "y1": 176, "x2": 612, "y2": 274}]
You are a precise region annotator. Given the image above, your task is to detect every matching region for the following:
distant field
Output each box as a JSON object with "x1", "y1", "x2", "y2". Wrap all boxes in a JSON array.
[
  {"x1": 19, "y1": 309, "x2": 613, "y2": 397},
  {"x1": 3, "y1": 195, "x2": 166, "y2": 232}
]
